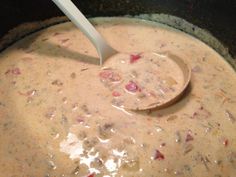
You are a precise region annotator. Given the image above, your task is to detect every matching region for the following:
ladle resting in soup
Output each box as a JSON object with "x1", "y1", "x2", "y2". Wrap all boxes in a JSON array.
[
  {"x1": 100, "y1": 52, "x2": 187, "y2": 110},
  {"x1": 0, "y1": 18, "x2": 235, "y2": 177}
]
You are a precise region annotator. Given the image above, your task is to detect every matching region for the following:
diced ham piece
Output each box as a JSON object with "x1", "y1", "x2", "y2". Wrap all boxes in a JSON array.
[
  {"x1": 99, "y1": 70, "x2": 121, "y2": 82},
  {"x1": 87, "y1": 173, "x2": 95, "y2": 177},
  {"x1": 130, "y1": 54, "x2": 141, "y2": 63},
  {"x1": 185, "y1": 133, "x2": 194, "y2": 142},
  {"x1": 223, "y1": 139, "x2": 229, "y2": 147},
  {"x1": 5, "y1": 67, "x2": 21, "y2": 75},
  {"x1": 112, "y1": 91, "x2": 121, "y2": 97},
  {"x1": 125, "y1": 81, "x2": 139, "y2": 92},
  {"x1": 154, "y1": 149, "x2": 165, "y2": 160}
]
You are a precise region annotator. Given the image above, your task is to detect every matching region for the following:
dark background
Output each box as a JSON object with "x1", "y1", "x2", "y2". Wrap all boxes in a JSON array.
[{"x1": 1, "y1": 0, "x2": 236, "y2": 56}]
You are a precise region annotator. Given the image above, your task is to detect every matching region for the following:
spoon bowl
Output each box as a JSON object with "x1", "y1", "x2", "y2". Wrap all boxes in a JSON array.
[
  {"x1": 52, "y1": 0, "x2": 191, "y2": 110},
  {"x1": 100, "y1": 51, "x2": 191, "y2": 110}
]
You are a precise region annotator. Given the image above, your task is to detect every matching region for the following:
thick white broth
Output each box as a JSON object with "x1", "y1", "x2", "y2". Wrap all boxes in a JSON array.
[{"x1": 0, "y1": 18, "x2": 235, "y2": 177}]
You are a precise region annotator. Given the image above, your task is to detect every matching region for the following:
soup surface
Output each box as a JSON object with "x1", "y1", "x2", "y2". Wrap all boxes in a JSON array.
[{"x1": 0, "y1": 17, "x2": 236, "y2": 177}]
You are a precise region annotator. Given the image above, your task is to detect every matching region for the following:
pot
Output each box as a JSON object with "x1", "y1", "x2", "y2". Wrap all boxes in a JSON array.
[
  {"x1": 1, "y1": 0, "x2": 236, "y2": 61},
  {"x1": 0, "y1": 1, "x2": 236, "y2": 176}
]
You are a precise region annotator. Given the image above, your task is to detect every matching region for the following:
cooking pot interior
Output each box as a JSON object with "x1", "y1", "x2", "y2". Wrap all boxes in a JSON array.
[
  {"x1": 1, "y1": 0, "x2": 236, "y2": 59},
  {"x1": 0, "y1": 1, "x2": 236, "y2": 176}
]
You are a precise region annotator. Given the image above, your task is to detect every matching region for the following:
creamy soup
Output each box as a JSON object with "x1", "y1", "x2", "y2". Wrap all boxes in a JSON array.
[{"x1": 0, "y1": 17, "x2": 235, "y2": 177}]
